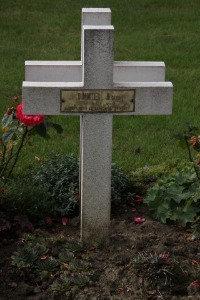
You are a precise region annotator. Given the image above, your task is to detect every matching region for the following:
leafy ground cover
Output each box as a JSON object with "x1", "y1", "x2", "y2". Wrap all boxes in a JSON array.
[
  {"x1": 1, "y1": 118, "x2": 200, "y2": 299},
  {"x1": 1, "y1": 202, "x2": 200, "y2": 300}
]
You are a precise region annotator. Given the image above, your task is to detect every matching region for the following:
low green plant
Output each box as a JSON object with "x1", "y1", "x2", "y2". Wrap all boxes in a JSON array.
[
  {"x1": 133, "y1": 251, "x2": 189, "y2": 291},
  {"x1": 130, "y1": 161, "x2": 180, "y2": 194},
  {"x1": 1, "y1": 153, "x2": 134, "y2": 227},
  {"x1": 11, "y1": 233, "x2": 91, "y2": 295},
  {"x1": 144, "y1": 124, "x2": 200, "y2": 228},
  {"x1": 32, "y1": 154, "x2": 79, "y2": 218},
  {"x1": 64, "y1": 241, "x2": 83, "y2": 253},
  {"x1": 11, "y1": 234, "x2": 49, "y2": 268},
  {"x1": 36, "y1": 257, "x2": 59, "y2": 273},
  {"x1": 51, "y1": 275, "x2": 71, "y2": 292},
  {"x1": 133, "y1": 251, "x2": 173, "y2": 286},
  {"x1": 144, "y1": 164, "x2": 200, "y2": 226},
  {"x1": 0, "y1": 178, "x2": 51, "y2": 225},
  {"x1": 11, "y1": 246, "x2": 39, "y2": 268},
  {"x1": 31, "y1": 154, "x2": 133, "y2": 218},
  {"x1": 111, "y1": 163, "x2": 131, "y2": 204},
  {"x1": 51, "y1": 272, "x2": 89, "y2": 292}
]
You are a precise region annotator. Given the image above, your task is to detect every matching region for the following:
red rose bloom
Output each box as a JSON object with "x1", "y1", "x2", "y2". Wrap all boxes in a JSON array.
[{"x1": 16, "y1": 103, "x2": 44, "y2": 126}]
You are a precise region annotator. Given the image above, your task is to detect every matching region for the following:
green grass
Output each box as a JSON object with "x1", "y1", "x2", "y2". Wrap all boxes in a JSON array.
[{"x1": 0, "y1": 0, "x2": 200, "y2": 174}]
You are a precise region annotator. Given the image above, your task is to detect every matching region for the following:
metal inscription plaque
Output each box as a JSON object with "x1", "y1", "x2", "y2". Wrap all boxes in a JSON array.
[{"x1": 60, "y1": 89, "x2": 135, "y2": 113}]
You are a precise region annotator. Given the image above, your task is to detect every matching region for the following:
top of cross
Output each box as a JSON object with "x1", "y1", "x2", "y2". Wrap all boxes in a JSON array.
[{"x1": 22, "y1": 8, "x2": 172, "y2": 116}]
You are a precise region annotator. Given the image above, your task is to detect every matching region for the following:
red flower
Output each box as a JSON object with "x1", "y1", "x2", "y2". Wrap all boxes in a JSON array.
[
  {"x1": 192, "y1": 280, "x2": 200, "y2": 287},
  {"x1": 62, "y1": 217, "x2": 69, "y2": 226},
  {"x1": 133, "y1": 217, "x2": 145, "y2": 224},
  {"x1": 74, "y1": 194, "x2": 80, "y2": 200},
  {"x1": 16, "y1": 103, "x2": 44, "y2": 126},
  {"x1": 134, "y1": 195, "x2": 143, "y2": 203}
]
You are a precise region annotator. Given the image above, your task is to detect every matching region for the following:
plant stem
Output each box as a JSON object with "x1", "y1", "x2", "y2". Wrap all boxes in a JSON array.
[
  {"x1": 5, "y1": 127, "x2": 29, "y2": 183},
  {"x1": 186, "y1": 138, "x2": 200, "y2": 182},
  {"x1": 0, "y1": 144, "x2": 10, "y2": 179}
]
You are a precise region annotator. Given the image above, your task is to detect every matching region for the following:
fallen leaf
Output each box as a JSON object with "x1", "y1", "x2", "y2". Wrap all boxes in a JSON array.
[
  {"x1": 40, "y1": 256, "x2": 48, "y2": 261},
  {"x1": 62, "y1": 263, "x2": 72, "y2": 271}
]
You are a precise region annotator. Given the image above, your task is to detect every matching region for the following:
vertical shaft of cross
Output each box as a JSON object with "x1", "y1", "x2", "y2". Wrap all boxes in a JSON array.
[
  {"x1": 80, "y1": 11, "x2": 114, "y2": 246},
  {"x1": 79, "y1": 9, "x2": 112, "y2": 214}
]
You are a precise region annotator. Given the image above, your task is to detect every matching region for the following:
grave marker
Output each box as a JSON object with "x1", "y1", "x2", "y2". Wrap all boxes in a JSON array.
[{"x1": 22, "y1": 8, "x2": 173, "y2": 246}]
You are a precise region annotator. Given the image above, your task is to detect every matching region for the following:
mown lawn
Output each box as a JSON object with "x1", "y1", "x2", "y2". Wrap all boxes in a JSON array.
[{"x1": 0, "y1": 0, "x2": 200, "y2": 174}]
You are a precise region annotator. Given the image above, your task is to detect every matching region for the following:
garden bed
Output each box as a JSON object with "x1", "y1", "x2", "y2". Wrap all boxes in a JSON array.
[{"x1": 0, "y1": 203, "x2": 200, "y2": 300}]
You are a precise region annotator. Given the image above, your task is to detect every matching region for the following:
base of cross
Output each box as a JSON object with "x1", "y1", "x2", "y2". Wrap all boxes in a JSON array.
[
  {"x1": 22, "y1": 8, "x2": 173, "y2": 247},
  {"x1": 81, "y1": 221, "x2": 111, "y2": 247}
]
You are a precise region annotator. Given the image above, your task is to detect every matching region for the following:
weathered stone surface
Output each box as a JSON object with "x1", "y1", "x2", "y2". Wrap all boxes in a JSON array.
[
  {"x1": 25, "y1": 60, "x2": 165, "y2": 83},
  {"x1": 22, "y1": 8, "x2": 173, "y2": 247},
  {"x1": 80, "y1": 24, "x2": 114, "y2": 246}
]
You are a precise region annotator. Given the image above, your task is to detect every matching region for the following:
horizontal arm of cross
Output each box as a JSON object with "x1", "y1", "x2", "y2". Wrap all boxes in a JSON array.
[
  {"x1": 25, "y1": 61, "x2": 166, "y2": 83},
  {"x1": 22, "y1": 81, "x2": 172, "y2": 115}
]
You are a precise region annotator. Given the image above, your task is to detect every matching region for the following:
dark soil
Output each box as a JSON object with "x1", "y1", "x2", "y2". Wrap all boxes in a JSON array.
[{"x1": 1, "y1": 204, "x2": 200, "y2": 300}]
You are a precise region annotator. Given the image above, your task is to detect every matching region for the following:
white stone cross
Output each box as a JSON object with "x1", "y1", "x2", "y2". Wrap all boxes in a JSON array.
[{"x1": 22, "y1": 8, "x2": 173, "y2": 246}]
